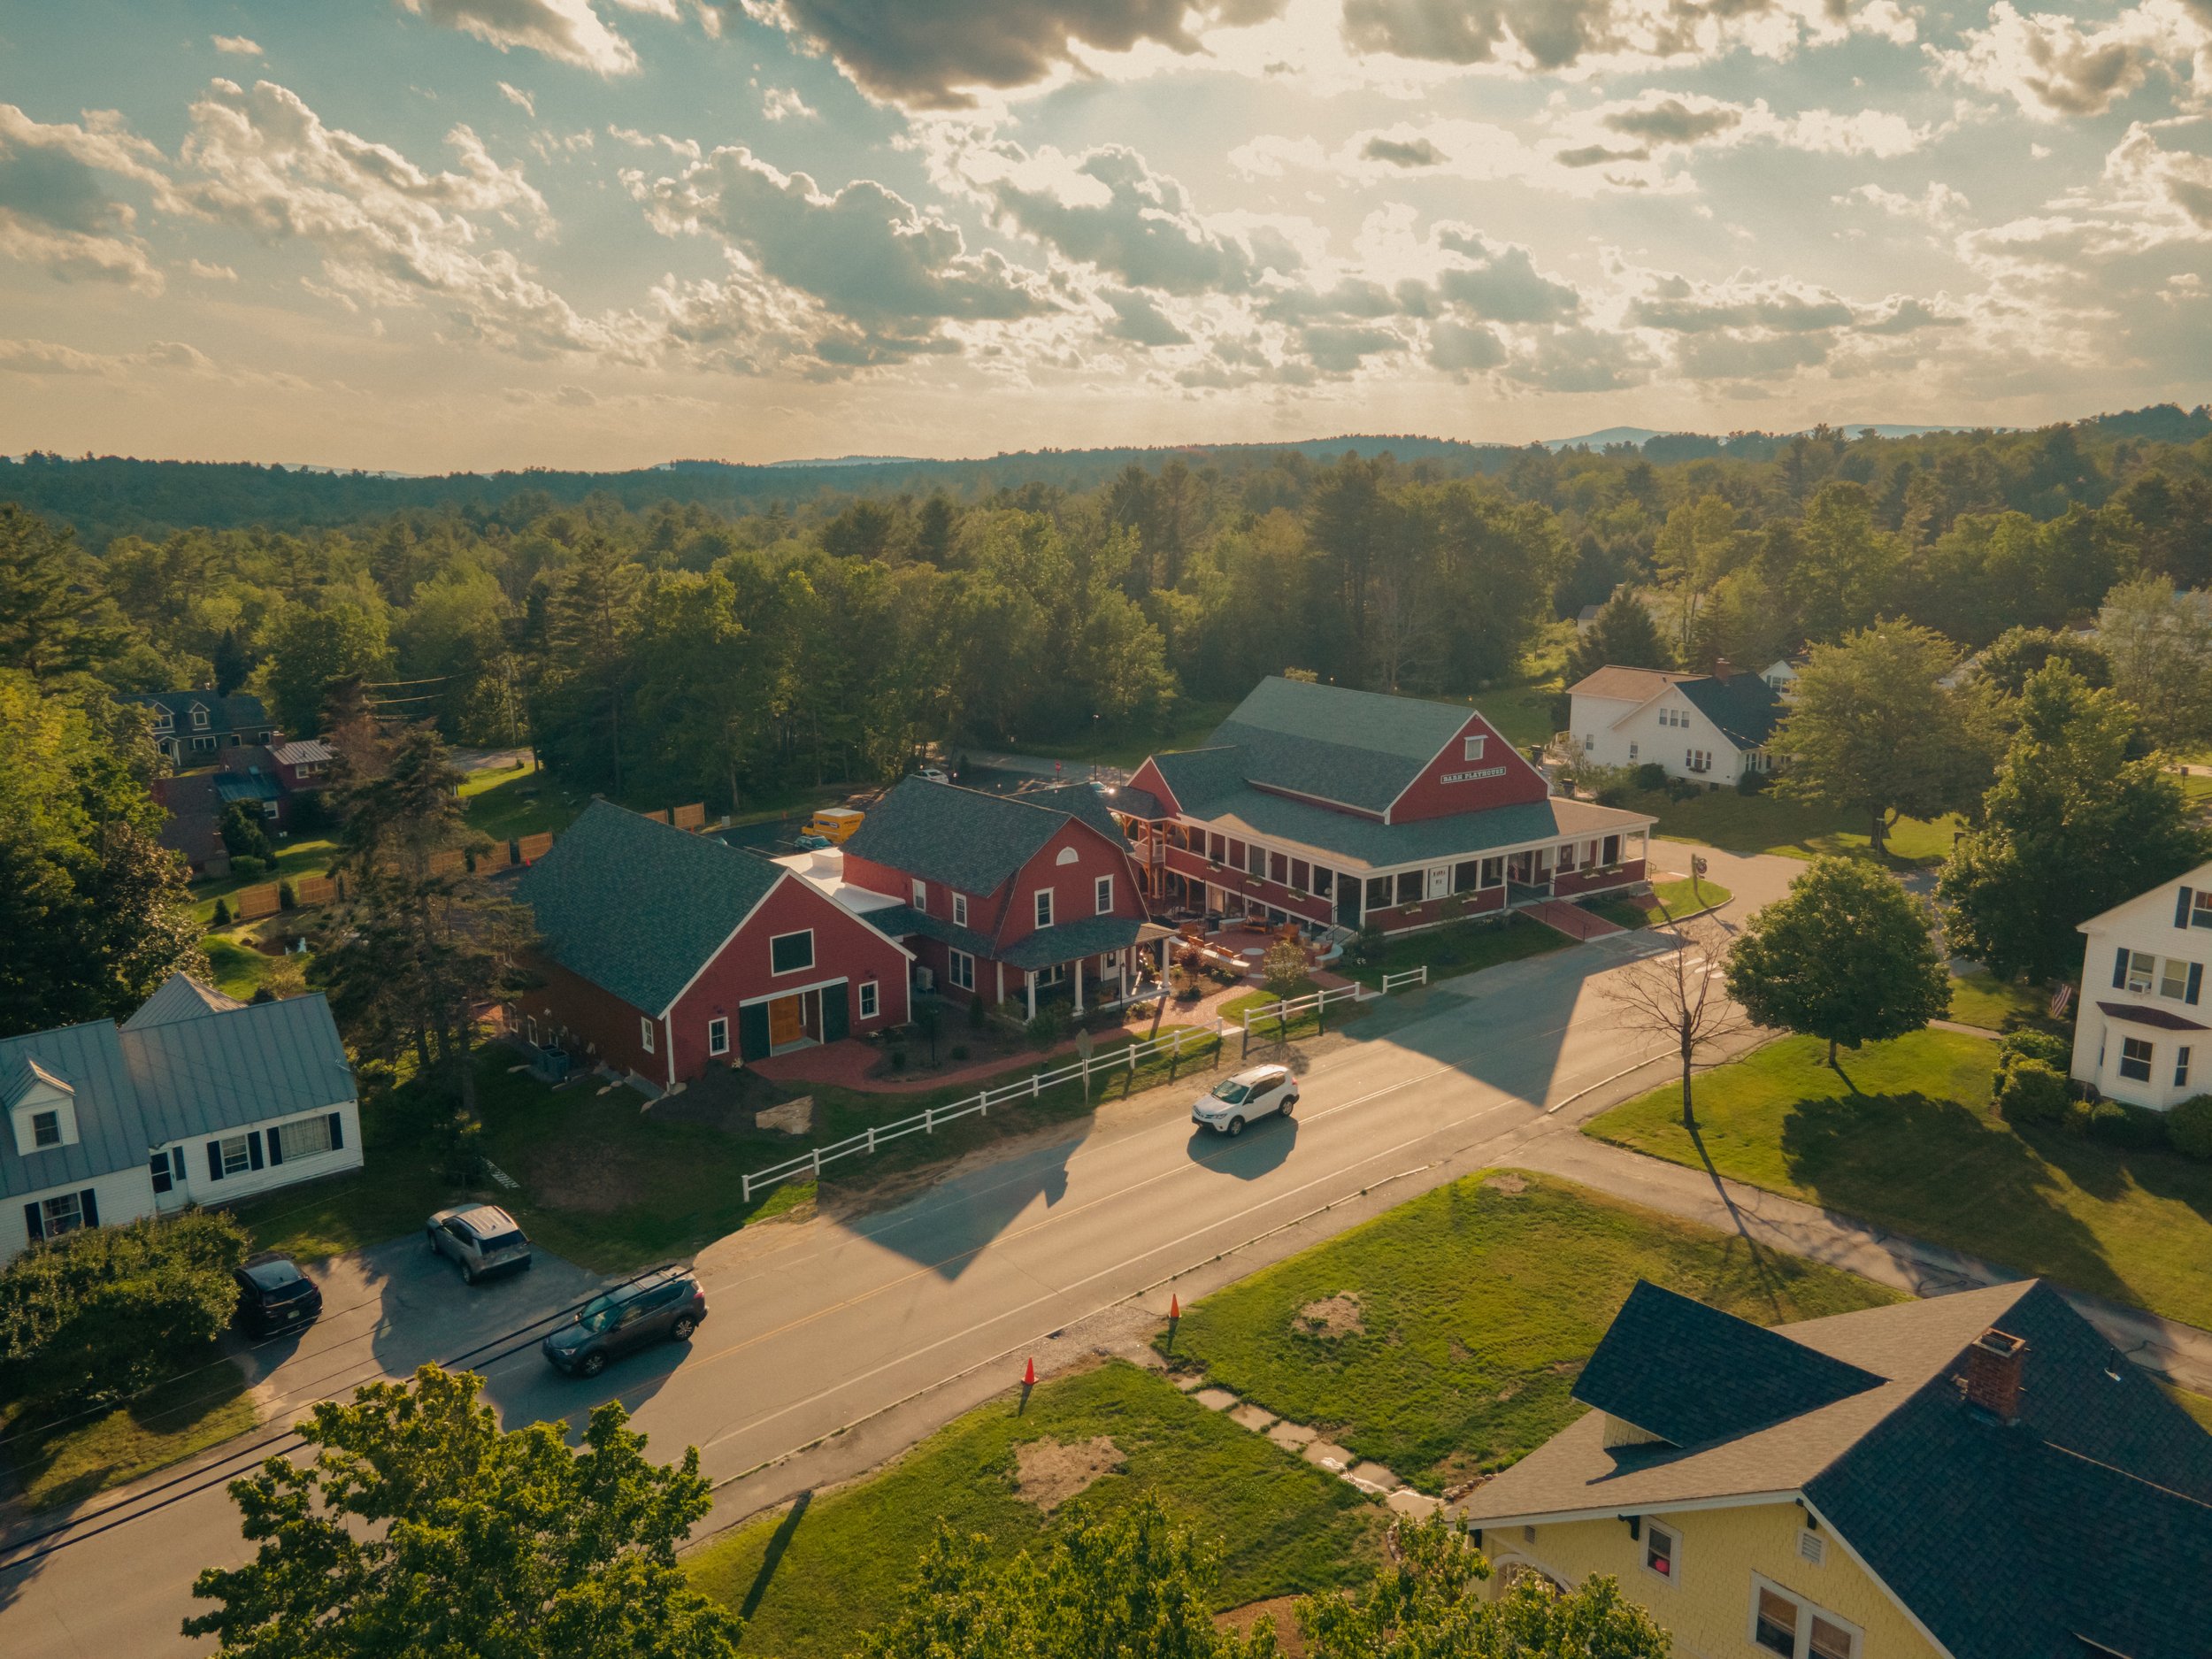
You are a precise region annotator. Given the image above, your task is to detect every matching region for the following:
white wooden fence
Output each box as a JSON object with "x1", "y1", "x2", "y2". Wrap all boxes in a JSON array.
[{"x1": 738, "y1": 964, "x2": 1432, "y2": 1204}]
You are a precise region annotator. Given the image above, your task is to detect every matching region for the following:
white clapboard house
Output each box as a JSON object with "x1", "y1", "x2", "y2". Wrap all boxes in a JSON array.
[{"x1": 2070, "y1": 863, "x2": 2212, "y2": 1110}]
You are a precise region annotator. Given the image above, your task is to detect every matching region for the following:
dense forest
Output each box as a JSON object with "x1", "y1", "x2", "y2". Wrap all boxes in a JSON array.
[{"x1": 4, "y1": 406, "x2": 2212, "y2": 820}]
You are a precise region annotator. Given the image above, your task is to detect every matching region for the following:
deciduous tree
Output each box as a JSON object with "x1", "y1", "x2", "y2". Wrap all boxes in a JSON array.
[
  {"x1": 1725, "y1": 857, "x2": 1949, "y2": 1064},
  {"x1": 186, "y1": 1365, "x2": 738, "y2": 1659},
  {"x1": 1601, "y1": 917, "x2": 1747, "y2": 1131},
  {"x1": 2099, "y1": 574, "x2": 2212, "y2": 751}
]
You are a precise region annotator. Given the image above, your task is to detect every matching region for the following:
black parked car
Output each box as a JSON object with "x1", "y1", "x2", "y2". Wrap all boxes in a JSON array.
[
  {"x1": 541, "y1": 1268, "x2": 707, "y2": 1379},
  {"x1": 233, "y1": 1253, "x2": 323, "y2": 1336}
]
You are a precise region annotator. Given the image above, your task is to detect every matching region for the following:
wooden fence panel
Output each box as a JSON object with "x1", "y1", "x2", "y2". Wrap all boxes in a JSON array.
[
  {"x1": 292, "y1": 874, "x2": 337, "y2": 908},
  {"x1": 645, "y1": 808, "x2": 672, "y2": 826},
  {"x1": 672, "y1": 803, "x2": 705, "y2": 831},
  {"x1": 517, "y1": 832, "x2": 554, "y2": 864},
  {"x1": 234, "y1": 883, "x2": 280, "y2": 920}
]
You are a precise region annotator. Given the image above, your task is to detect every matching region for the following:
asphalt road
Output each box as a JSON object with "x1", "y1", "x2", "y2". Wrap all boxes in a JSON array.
[{"x1": 0, "y1": 843, "x2": 1777, "y2": 1655}]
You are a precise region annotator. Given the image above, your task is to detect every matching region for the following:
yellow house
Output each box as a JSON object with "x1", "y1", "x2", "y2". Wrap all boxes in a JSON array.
[{"x1": 1457, "y1": 1279, "x2": 2212, "y2": 1659}]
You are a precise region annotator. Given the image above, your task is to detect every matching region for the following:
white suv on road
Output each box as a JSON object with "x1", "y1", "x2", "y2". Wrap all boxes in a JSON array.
[{"x1": 1192, "y1": 1064, "x2": 1299, "y2": 1136}]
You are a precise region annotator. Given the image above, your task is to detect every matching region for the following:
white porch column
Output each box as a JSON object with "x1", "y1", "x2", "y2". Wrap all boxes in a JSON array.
[
  {"x1": 1072, "y1": 956, "x2": 1085, "y2": 1015},
  {"x1": 995, "y1": 960, "x2": 1005, "y2": 1005},
  {"x1": 1025, "y1": 970, "x2": 1037, "y2": 1020}
]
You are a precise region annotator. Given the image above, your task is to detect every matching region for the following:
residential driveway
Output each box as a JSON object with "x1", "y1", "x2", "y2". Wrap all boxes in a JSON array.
[
  {"x1": 225, "y1": 1234, "x2": 604, "y2": 1430},
  {"x1": 1647, "y1": 838, "x2": 1797, "y2": 918}
]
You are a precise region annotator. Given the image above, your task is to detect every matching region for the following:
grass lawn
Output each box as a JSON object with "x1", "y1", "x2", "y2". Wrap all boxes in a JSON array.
[
  {"x1": 1615, "y1": 787, "x2": 1961, "y2": 869},
  {"x1": 461, "y1": 757, "x2": 584, "y2": 843},
  {"x1": 684, "y1": 1360, "x2": 1382, "y2": 1657},
  {"x1": 1946, "y1": 968, "x2": 2055, "y2": 1032},
  {"x1": 1004, "y1": 698, "x2": 1243, "y2": 770},
  {"x1": 232, "y1": 1023, "x2": 1238, "y2": 1272},
  {"x1": 2169, "y1": 1385, "x2": 2212, "y2": 1432},
  {"x1": 1650, "y1": 876, "x2": 1732, "y2": 917},
  {"x1": 1586, "y1": 1030, "x2": 2212, "y2": 1331},
  {"x1": 201, "y1": 933, "x2": 274, "y2": 999},
  {"x1": 1217, "y1": 977, "x2": 1371, "y2": 1047},
  {"x1": 188, "y1": 835, "x2": 340, "y2": 926},
  {"x1": 1343, "y1": 912, "x2": 1567, "y2": 990},
  {"x1": 3, "y1": 1360, "x2": 258, "y2": 1512},
  {"x1": 1474, "y1": 679, "x2": 1559, "y2": 749},
  {"x1": 1162, "y1": 1170, "x2": 1896, "y2": 1494}
]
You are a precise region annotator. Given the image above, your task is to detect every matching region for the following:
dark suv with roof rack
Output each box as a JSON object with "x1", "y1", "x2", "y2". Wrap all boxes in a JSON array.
[
  {"x1": 233, "y1": 1252, "x2": 323, "y2": 1336},
  {"x1": 541, "y1": 1267, "x2": 707, "y2": 1379}
]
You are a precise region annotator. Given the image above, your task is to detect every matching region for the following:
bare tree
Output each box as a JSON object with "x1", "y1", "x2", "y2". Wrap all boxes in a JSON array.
[{"x1": 1603, "y1": 918, "x2": 1748, "y2": 1131}]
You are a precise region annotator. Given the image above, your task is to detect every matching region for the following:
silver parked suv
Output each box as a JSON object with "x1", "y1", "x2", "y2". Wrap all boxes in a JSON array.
[{"x1": 426, "y1": 1204, "x2": 533, "y2": 1284}]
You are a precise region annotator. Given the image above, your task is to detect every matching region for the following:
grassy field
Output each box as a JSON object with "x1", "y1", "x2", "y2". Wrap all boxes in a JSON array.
[
  {"x1": 1617, "y1": 787, "x2": 1962, "y2": 868},
  {"x1": 1946, "y1": 967, "x2": 2055, "y2": 1032},
  {"x1": 1472, "y1": 679, "x2": 1559, "y2": 749},
  {"x1": 1003, "y1": 699, "x2": 1243, "y2": 769},
  {"x1": 3, "y1": 1360, "x2": 258, "y2": 1512},
  {"x1": 1343, "y1": 912, "x2": 1567, "y2": 990},
  {"x1": 459, "y1": 757, "x2": 580, "y2": 842},
  {"x1": 684, "y1": 1360, "x2": 1383, "y2": 1657},
  {"x1": 1161, "y1": 1170, "x2": 1898, "y2": 1494},
  {"x1": 1586, "y1": 1030, "x2": 2212, "y2": 1331},
  {"x1": 188, "y1": 835, "x2": 340, "y2": 926},
  {"x1": 201, "y1": 933, "x2": 275, "y2": 999}
]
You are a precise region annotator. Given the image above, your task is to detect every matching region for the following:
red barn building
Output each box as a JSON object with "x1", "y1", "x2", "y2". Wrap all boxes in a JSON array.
[
  {"x1": 1118, "y1": 677, "x2": 1656, "y2": 935},
  {"x1": 834, "y1": 779, "x2": 1171, "y2": 1018},
  {"x1": 514, "y1": 800, "x2": 911, "y2": 1087}
]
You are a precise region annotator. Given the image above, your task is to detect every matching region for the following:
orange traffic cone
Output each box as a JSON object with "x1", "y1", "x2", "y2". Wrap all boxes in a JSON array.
[
  {"x1": 1169, "y1": 1294, "x2": 1180, "y2": 1320},
  {"x1": 1023, "y1": 1356, "x2": 1036, "y2": 1386}
]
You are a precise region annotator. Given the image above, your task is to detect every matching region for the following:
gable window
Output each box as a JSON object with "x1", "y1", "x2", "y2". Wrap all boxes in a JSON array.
[
  {"x1": 640, "y1": 1017, "x2": 657, "y2": 1056},
  {"x1": 1643, "y1": 1519, "x2": 1678, "y2": 1583},
  {"x1": 948, "y1": 949, "x2": 975, "y2": 992},
  {"x1": 30, "y1": 1110, "x2": 61, "y2": 1149},
  {"x1": 2120, "y1": 1036, "x2": 2154, "y2": 1081},
  {"x1": 1463, "y1": 735, "x2": 1486, "y2": 761},
  {"x1": 708, "y1": 1018, "x2": 729, "y2": 1057},
  {"x1": 1751, "y1": 1578, "x2": 1858, "y2": 1659},
  {"x1": 858, "y1": 980, "x2": 879, "y2": 1019},
  {"x1": 911, "y1": 878, "x2": 927, "y2": 911},
  {"x1": 190, "y1": 704, "x2": 209, "y2": 730},
  {"x1": 1094, "y1": 874, "x2": 1113, "y2": 914},
  {"x1": 953, "y1": 893, "x2": 968, "y2": 926},
  {"x1": 771, "y1": 930, "x2": 815, "y2": 974},
  {"x1": 1033, "y1": 889, "x2": 1054, "y2": 929},
  {"x1": 151, "y1": 705, "x2": 173, "y2": 731}
]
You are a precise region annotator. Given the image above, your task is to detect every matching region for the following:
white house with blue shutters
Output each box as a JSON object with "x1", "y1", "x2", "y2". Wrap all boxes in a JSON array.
[
  {"x1": 2, "y1": 973, "x2": 360, "y2": 1263},
  {"x1": 2070, "y1": 864, "x2": 2212, "y2": 1110}
]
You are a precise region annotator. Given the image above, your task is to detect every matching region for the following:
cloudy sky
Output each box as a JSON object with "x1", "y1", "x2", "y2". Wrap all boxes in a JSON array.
[{"x1": 1, "y1": 1, "x2": 2208, "y2": 470}]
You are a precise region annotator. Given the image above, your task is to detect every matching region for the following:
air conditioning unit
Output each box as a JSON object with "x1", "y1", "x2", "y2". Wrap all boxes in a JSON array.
[{"x1": 915, "y1": 967, "x2": 936, "y2": 992}]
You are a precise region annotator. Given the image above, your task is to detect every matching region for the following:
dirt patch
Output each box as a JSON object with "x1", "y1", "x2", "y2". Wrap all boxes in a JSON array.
[
  {"x1": 646, "y1": 1064, "x2": 788, "y2": 1133},
  {"x1": 1013, "y1": 1435, "x2": 1124, "y2": 1511},
  {"x1": 520, "y1": 1139, "x2": 653, "y2": 1215},
  {"x1": 1294, "y1": 1294, "x2": 1364, "y2": 1339},
  {"x1": 1217, "y1": 1597, "x2": 1308, "y2": 1657},
  {"x1": 1483, "y1": 1172, "x2": 1529, "y2": 1195}
]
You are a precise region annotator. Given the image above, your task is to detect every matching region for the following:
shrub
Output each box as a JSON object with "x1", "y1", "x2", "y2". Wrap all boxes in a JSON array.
[
  {"x1": 1994, "y1": 1057, "x2": 2070, "y2": 1125},
  {"x1": 967, "y1": 992, "x2": 987, "y2": 1030},
  {"x1": 1632, "y1": 762, "x2": 1669, "y2": 791},
  {"x1": 436, "y1": 1115, "x2": 488, "y2": 1185},
  {"x1": 1025, "y1": 1006, "x2": 1068, "y2": 1047},
  {"x1": 229, "y1": 855, "x2": 266, "y2": 879},
  {"x1": 219, "y1": 802, "x2": 274, "y2": 864},
  {"x1": 2000, "y1": 1029, "x2": 2071, "y2": 1069},
  {"x1": 889, "y1": 1048, "x2": 909, "y2": 1071},
  {"x1": 1664, "y1": 777, "x2": 1701, "y2": 802},
  {"x1": 278, "y1": 879, "x2": 297, "y2": 910},
  {"x1": 949, "y1": 1043, "x2": 971, "y2": 1063},
  {"x1": 2170, "y1": 1094, "x2": 2212, "y2": 1161},
  {"x1": 0, "y1": 1212, "x2": 250, "y2": 1410},
  {"x1": 1735, "y1": 768, "x2": 1769, "y2": 796},
  {"x1": 211, "y1": 897, "x2": 233, "y2": 927},
  {"x1": 2087, "y1": 1100, "x2": 2170, "y2": 1151}
]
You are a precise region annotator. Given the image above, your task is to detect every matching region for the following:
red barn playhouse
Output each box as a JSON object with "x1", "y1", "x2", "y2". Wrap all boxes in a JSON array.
[
  {"x1": 1117, "y1": 677, "x2": 1656, "y2": 934},
  {"x1": 829, "y1": 778, "x2": 1173, "y2": 1019},
  {"x1": 514, "y1": 799, "x2": 911, "y2": 1087}
]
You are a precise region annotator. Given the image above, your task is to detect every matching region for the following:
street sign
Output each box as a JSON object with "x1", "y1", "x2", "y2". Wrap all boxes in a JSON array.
[{"x1": 1691, "y1": 855, "x2": 1709, "y2": 876}]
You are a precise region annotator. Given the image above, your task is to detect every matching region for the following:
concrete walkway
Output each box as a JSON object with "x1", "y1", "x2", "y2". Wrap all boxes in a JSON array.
[{"x1": 1507, "y1": 1123, "x2": 2212, "y2": 1394}]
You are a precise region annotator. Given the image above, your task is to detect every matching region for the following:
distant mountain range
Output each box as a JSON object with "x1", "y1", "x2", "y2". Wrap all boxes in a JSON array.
[{"x1": 1540, "y1": 422, "x2": 2004, "y2": 451}]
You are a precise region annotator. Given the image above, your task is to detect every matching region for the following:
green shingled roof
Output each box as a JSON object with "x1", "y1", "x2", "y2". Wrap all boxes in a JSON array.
[
  {"x1": 515, "y1": 798, "x2": 782, "y2": 1014},
  {"x1": 1194, "y1": 678, "x2": 1481, "y2": 813},
  {"x1": 841, "y1": 778, "x2": 1104, "y2": 895}
]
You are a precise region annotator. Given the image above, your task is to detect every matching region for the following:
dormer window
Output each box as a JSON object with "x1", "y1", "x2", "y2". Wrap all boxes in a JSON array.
[
  {"x1": 150, "y1": 705, "x2": 173, "y2": 731},
  {"x1": 31, "y1": 1110, "x2": 60, "y2": 1148},
  {"x1": 190, "y1": 703, "x2": 210, "y2": 730}
]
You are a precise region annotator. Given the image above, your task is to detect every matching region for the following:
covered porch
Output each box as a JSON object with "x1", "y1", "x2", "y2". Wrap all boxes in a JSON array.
[{"x1": 994, "y1": 917, "x2": 1179, "y2": 1021}]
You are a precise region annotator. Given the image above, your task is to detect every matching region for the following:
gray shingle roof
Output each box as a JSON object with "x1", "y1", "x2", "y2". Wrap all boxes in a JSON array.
[
  {"x1": 516, "y1": 798, "x2": 783, "y2": 1015},
  {"x1": 860, "y1": 903, "x2": 999, "y2": 963},
  {"x1": 1, "y1": 979, "x2": 355, "y2": 1200},
  {"x1": 995, "y1": 915, "x2": 1171, "y2": 971},
  {"x1": 842, "y1": 778, "x2": 1110, "y2": 896},
  {"x1": 1463, "y1": 1279, "x2": 2212, "y2": 1659},
  {"x1": 1676, "y1": 673, "x2": 1783, "y2": 749}
]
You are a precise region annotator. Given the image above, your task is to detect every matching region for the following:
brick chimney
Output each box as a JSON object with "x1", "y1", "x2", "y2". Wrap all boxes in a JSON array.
[
  {"x1": 1712, "y1": 657, "x2": 1734, "y2": 681},
  {"x1": 1964, "y1": 1328, "x2": 2027, "y2": 1423}
]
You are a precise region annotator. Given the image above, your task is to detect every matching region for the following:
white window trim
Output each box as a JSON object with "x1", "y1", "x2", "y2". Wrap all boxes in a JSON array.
[
  {"x1": 858, "y1": 980, "x2": 879, "y2": 1019},
  {"x1": 769, "y1": 928, "x2": 817, "y2": 975},
  {"x1": 707, "y1": 1017, "x2": 729, "y2": 1056},
  {"x1": 640, "y1": 1016, "x2": 656, "y2": 1055},
  {"x1": 1033, "y1": 888, "x2": 1054, "y2": 930},
  {"x1": 42, "y1": 1191, "x2": 85, "y2": 1234},
  {"x1": 1748, "y1": 1572, "x2": 1861, "y2": 1659},
  {"x1": 911, "y1": 878, "x2": 927, "y2": 910},
  {"x1": 952, "y1": 893, "x2": 968, "y2": 926},
  {"x1": 219, "y1": 1133, "x2": 252, "y2": 1175},
  {"x1": 1094, "y1": 874, "x2": 1113, "y2": 915},
  {"x1": 1463, "y1": 734, "x2": 1486, "y2": 761},
  {"x1": 1641, "y1": 1519, "x2": 1680, "y2": 1587},
  {"x1": 948, "y1": 949, "x2": 975, "y2": 992}
]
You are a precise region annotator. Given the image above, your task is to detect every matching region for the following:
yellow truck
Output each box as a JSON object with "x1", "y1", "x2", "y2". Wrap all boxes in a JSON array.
[{"x1": 801, "y1": 807, "x2": 865, "y2": 844}]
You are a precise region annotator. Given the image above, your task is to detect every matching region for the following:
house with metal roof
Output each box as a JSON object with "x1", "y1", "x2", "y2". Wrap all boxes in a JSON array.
[
  {"x1": 1459, "y1": 1278, "x2": 2212, "y2": 1659},
  {"x1": 1566, "y1": 660, "x2": 1785, "y2": 789},
  {"x1": 3, "y1": 973, "x2": 361, "y2": 1263},
  {"x1": 2067, "y1": 859, "x2": 2212, "y2": 1111},
  {"x1": 832, "y1": 778, "x2": 1171, "y2": 1019},
  {"x1": 1119, "y1": 677, "x2": 1656, "y2": 935},
  {"x1": 513, "y1": 799, "x2": 911, "y2": 1085}
]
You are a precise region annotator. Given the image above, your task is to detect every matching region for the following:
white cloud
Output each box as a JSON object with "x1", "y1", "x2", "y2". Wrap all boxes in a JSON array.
[
  {"x1": 211, "y1": 35, "x2": 263, "y2": 56},
  {"x1": 396, "y1": 0, "x2": 642, "y2": 76},
  {"x1": 0, "y1": 335, "x2": 222, "y2": 377},
  {"x1": 0, "y1": 103, "x2": 173, "y2": 292},
  {"x1": 1929, "y1": 2, "x2": 2209, "y2": 120},
  {"x1": 1338, "y1": 0, "x2": 1916, "y2": 76},
  {"x1": 498, "y1": 81, "x2": 537, "y2": 116},
  {"x1": 1835, "y1": 180, "x2": 1972, "y2": 227},
  {"x1": 763, "y1": 87, "x2": 818, "y2": 121},
  {"x1": 186, "y1": 257, "x2": 239, "y2": 279}
]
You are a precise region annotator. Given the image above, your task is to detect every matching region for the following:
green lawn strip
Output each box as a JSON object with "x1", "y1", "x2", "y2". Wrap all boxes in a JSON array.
[
  {"x1": 684, "y1": 1360, "x2": 1383, "y2": 1658},
  {"x1": 1585, "y1": 1030, "x2": 2212, "y2": 1331},
  {"x1": 1618, "y1": 787, "x2": 1960, "y2": 868},
  {"x1": 1577, "y1": 896, "x2": 1648, "y2": 931},
  {"x1": 2167, "y1": 1384, "x2": 2212, "y2": 1433},
  {"x1": 4, "y1": 1360, "x2": 258, "y2": 1512},
  {"x1": 201, "y1": 933, "x2": 273, "y2": 999},
  {"x1": 1217, "y1": 978, "x2": 1371, "y2": 1046},
  {"x1": 1649, "y1": 877, "x2": 1732, "y2": 918},
  {"x1": 1945, "y1": 968, "x2": 2054, "y2": 1032},
  {"x1": 1343, "y1": 912, "x2": 1567, "y2": 990},
  {"x1": 1161, "y1": 1170, "x2": 1897, "y2": 1495}
]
